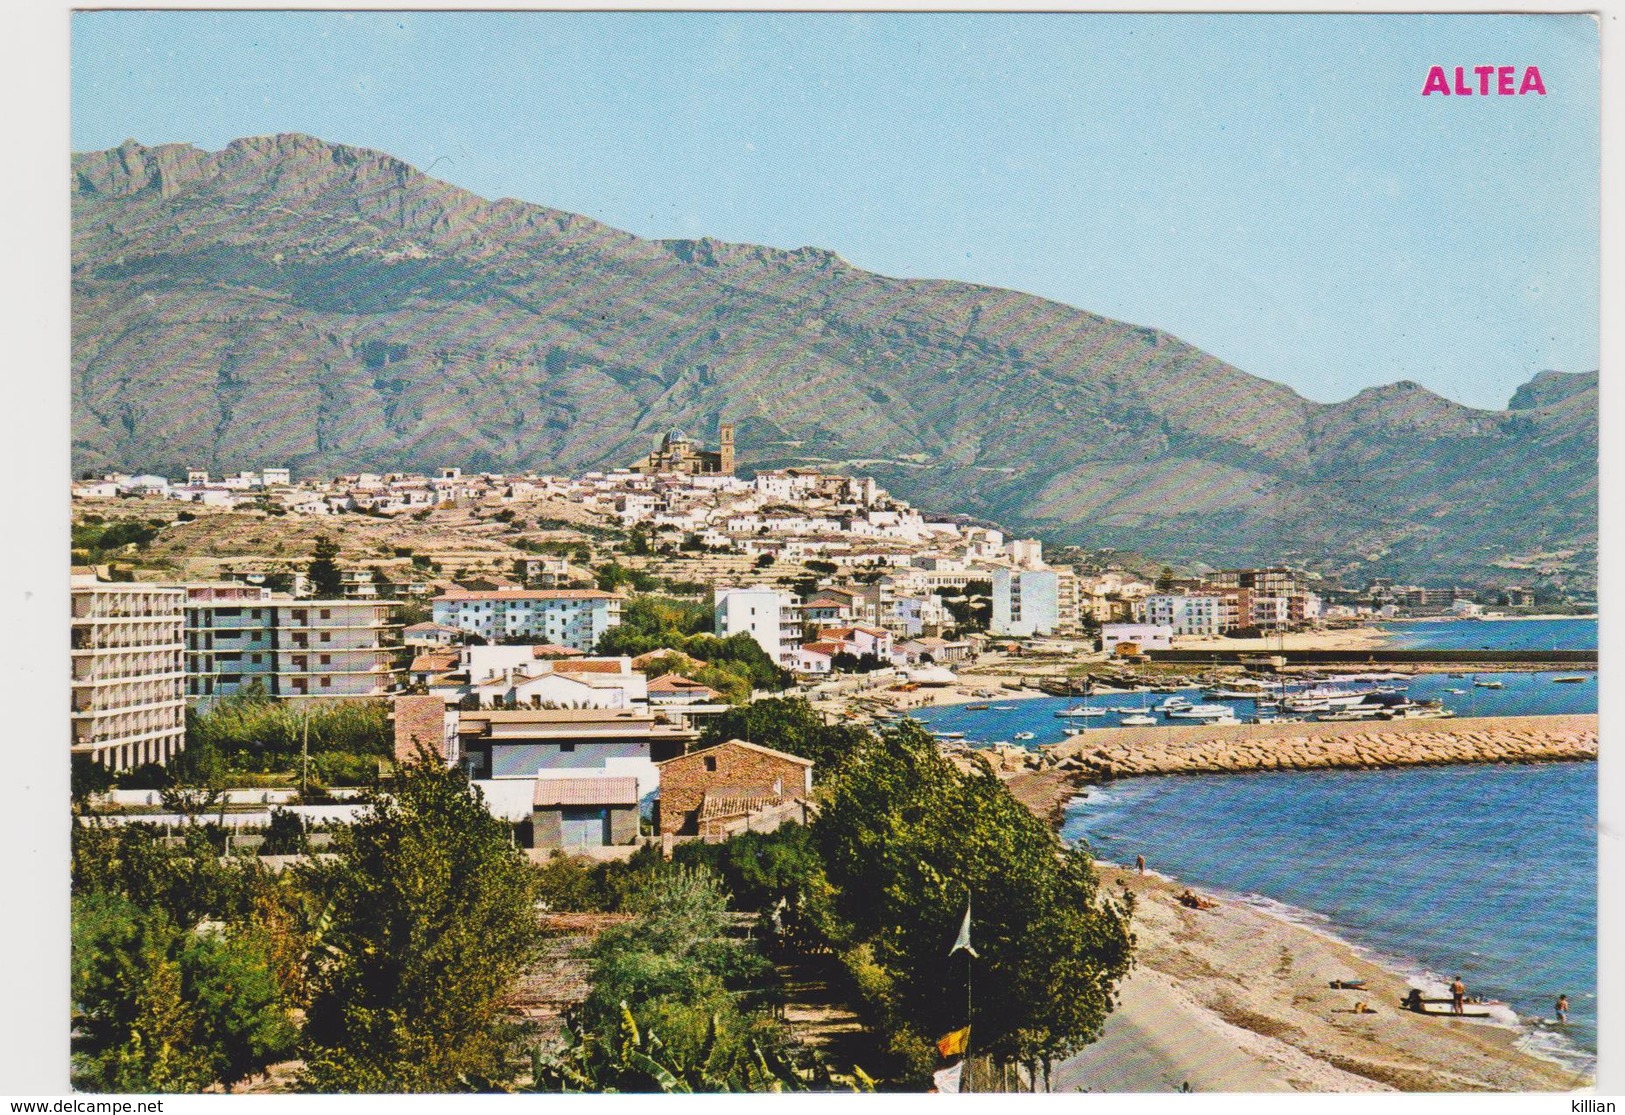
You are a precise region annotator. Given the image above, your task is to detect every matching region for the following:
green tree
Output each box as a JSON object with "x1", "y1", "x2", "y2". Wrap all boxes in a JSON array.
[
  {"x1": 72, "y1": 754, "x2": 115, "y2": 813},
  {"x1": 71, "y1": 892, "x2": 296, "y2": 1092},
  {"x1": 533, "y1": 868, "x2": 794, "y2": 1092},
  {"x1": 814, "y1": 721, "x2": 1134, "y2": 1079},
  {"x1": 307, "y1": 536, "x2": 344, "y2": 598},
  {"x1": 259, "y1": 808, "x2": 309, "y2": 856},
  {"x1": 699, "y1": 698, "x2": 871, "y2": 780},
  {"x1": 298, "y1": 752, "x2": 543, "y2": 1091}
]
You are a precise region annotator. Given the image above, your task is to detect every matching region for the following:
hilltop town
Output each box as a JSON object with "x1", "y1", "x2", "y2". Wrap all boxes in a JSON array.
[{"x1": 73, "y1": 422, "x2": 1574, "y2": 798}]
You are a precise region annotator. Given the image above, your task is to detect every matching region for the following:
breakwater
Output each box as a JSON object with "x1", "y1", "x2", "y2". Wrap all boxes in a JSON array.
[
  {"x1": 1038, "y1": 714, "x2": 1596, "y2": 779},
  {"x1": 1144, "y1": 648, "x2": 1596, "y2": 666}
]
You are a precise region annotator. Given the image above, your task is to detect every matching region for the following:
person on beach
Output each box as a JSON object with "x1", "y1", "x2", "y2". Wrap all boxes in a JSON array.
[
  {"x1": 1450, "y1": 977, "x2": 1466, "y2": 1015},
  {"x1": 1136, "y1": 854, "x2": 1146, "y2": 874},
  {"x1": 1556, "y1": 995, "x2": 1569, "y2": 1024}
]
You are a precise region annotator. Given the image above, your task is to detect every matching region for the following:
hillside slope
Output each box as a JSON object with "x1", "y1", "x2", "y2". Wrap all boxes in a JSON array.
[{"x1": 70, "y1": 134, "x2": 1596, "y2": 588}]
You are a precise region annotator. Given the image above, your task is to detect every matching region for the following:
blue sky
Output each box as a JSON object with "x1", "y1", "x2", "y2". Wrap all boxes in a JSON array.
[{"x1": 71, "y1": 11, "x2": 1599, "y2": 411}]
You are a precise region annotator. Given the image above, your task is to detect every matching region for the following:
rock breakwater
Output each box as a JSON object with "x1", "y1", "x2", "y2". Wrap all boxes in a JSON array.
[{"x1": 1036, "y1": 714, "x2": 1596, "y2": 780}]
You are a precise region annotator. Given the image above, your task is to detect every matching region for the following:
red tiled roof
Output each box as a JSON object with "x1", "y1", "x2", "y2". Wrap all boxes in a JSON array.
[
  {"x1": 552, "y1": 659, "x2": 629, "y2": 675},
  {"x1": 531, "y1": 644, "x2": 586, "y2": 658},
  {"x1": 646, "y1": 673, "x2": 719, "y2": 698},
  {"x1": 533, "y1": 777, "x2": 641, "y2": 807},
  {"x1": 409, "y1": 652, "x2": 459, "y2": 672},
  {"x1": 800, "y1": 642, "x2": 843, "y2": 656}
]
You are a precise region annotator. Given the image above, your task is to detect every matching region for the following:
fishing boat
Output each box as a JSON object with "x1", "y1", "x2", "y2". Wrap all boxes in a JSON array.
[
  {"x1": 1013, "y1": 731, "x2": 1036, "y2": 741},
  {"x1": 1119, "y1": 714, "x2": 1157, "y2": 727},
  {"x1": 1056, "y1": 706, "x2": 1109, "y2": 717},
  {"x1": 1446, "y1": 687, "x2": 1466, "y2": 695},
  {"x1": 1474, "y1": 680, "x2": 1504, "y2": 689},
  {"x1": 1552, "y1": 676, "x2": 1590, "y2": 684},
  {"x1": 991, "y1": 704, "x2": 1018, "y2": 710},
  {"x1": 932, "y1": 731, "x2": 965, "y2": 740},
  {"x1": 965, "y1": 703, "x2": 991, "y2": 711}
]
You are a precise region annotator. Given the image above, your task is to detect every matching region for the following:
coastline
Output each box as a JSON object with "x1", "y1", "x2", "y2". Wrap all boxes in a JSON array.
[
  {"x1": 1051, "y1": 863, "x2": 1591, "y2": 1092},
  {"x1": 1000, "y1": 765, "x2": 1596, "y2": 1092}
]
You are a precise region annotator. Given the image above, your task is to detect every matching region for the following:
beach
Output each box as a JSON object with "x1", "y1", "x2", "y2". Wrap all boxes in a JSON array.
[{"x1": 1052, "y1": 866, "x2": 1590, "y2": 1093}]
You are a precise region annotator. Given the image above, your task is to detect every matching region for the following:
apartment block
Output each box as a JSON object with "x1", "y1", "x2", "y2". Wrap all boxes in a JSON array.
[
  {"x1": 71, "y1": 578, "x2": 186, "y2": 769},
  {"x1": 185, "y1": 585, "x2": 402, "y2": 701},
  {"x1": 990, "y1": 568, "x2": 1060, "y2": 637},
  {"x1": 714, "y1": 585, "x2": 801, "y2": 666},
  {"x1": 432, "y1": 589, "x2": 624, "y2": 650}
]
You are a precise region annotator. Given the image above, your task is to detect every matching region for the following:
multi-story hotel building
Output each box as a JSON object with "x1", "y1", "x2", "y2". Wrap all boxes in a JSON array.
[
  {"x1": 184, "y1": 584, "x2": 403, "y2": 702},
  {"x1": 71, "y1": 575, "x2": 187, "y2": 769},
  {"x1": 432, "y1": 589, "x2": 624, "y2": 650},
  {"x1": 714, "y1": 585, "x2": 802, "y2": 667}
]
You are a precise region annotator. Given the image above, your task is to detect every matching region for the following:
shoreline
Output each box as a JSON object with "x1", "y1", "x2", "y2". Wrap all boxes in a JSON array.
[
  {"x1": 1000, "y1": 761, "x2": 1596, "y2": 1092},
  {"x1": 1050, "y1": 862, "x2": 1592, "y2": 1092}
]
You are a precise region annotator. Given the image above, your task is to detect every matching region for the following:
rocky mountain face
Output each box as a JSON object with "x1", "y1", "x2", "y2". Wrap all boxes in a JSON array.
[{"x1": 71, "y1": 134, "x2": 1597, "y2": 589}]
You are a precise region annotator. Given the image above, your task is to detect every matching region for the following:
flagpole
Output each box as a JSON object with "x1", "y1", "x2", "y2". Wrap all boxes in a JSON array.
[{"x1": 964, "y1": 894, "x2": 973, "y2": 1093}]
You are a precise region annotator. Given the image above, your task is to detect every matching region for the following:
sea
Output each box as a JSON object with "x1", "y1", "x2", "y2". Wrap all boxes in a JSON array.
[
  {"x1": 1380, "y1": 616, "x2": 1597, "y2": 651},
  {"x1": 910, "y1": 615, "x2": 1600, "y2": 1076},
  {"x1": 1058, "y1": 764, "x2": 1597, "y2": 1076}
]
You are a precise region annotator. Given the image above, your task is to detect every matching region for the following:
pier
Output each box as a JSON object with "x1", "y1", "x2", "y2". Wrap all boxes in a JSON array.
[{"x1": 1040, "y1": 714, "x2": 1597, "y2": 780}]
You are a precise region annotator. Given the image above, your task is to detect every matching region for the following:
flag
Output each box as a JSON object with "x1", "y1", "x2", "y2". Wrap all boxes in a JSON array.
[
  {"x1": 950, "y1": 898, "x2": 979, "y2": 958},
  {"x1": 936, "y1": 1026, "x2": 969, "y2": 1059},
  {"x1": 932, "y1": 1061, "x2": 964, "y2": 1094}
]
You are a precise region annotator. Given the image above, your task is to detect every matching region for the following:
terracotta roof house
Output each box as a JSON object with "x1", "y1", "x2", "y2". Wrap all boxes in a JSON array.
[{"x1": 655, "y1": 739, "x2": 813, "y2": 837}]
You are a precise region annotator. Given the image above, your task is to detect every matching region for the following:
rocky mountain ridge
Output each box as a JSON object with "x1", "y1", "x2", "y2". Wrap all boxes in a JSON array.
[{"x1": 71, "y1": 134, "x2": 1596, "y2": 589}]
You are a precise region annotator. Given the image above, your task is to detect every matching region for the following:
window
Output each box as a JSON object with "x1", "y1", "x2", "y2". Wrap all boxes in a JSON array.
[
  {"x1": 320, "y1": 609, "x2": 331, "y2": 619},
  {"x1": 320, "y1": 677, "x2": 331, "y2": 687},
  {"x1": 251, "y1": 609, "x2": 262, "y2": 619},
  {"x1": 250, "y1": 654, "x2": 262, "y2": 664},
  {"x1": 215, "y1": 607, "x2": 241, "y2": 617},
  {"x1": 559, "y1": 742, "x2": 575, "y2": 752},
  {"x1": 320, "y1": 632, "x2": 331, "y2": 643},
  {"x1": 320, "y1": 654, "x2": 331, "y2": 665},
  {"x1": 704, "y1": 756, "x2": 717, "y2": 772}
]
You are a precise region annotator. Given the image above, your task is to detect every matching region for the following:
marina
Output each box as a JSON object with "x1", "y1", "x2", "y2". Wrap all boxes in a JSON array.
[{"x1": 907, "y1": 669, "x2": 1596, "y2": 749}]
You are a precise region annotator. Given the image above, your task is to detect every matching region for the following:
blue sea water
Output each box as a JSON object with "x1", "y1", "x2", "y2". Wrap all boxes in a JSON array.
[
  {"x1": 1381, "y1": 617, "x2": 1597, "y2": 650},
  {"x1": 1058, "y1": 763, "x2": 1597, "y2": 1073},
  {"x1": 909, "y1": 670, "x2": 1595, "y2": 749}
]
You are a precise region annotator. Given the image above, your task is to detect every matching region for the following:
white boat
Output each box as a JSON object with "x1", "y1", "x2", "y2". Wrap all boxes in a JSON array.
[
  {"x1": 1118, "y1": 714, "x2": 1157, "y2": 727},
  {"x1": 1165, "y1": 704, "x2": 1237, "y2": 720},
  {"x1": 1446, "y1": 688, "x2": 1466, "y2": 695},
  {"x1": 1474, "y1": 680, "x2": 1504, "y2": 689},
  {"x1": 1057, "y1": 706, "x2": 1109, "y2": 717},
  {"x1": 991, "y1": 704, "x2": 1018, "y2": 710},
  {"x1": 1154, "y1": 696, "x2": 1193, "y2": 712},
  {"x1": 1014, "y1": 730, "x2": 1036, "y2": 741}
]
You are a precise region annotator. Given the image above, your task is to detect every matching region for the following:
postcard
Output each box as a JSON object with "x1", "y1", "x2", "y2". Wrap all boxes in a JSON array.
[{"x1": 24, "y1": 3, "x2": 1611, "y2": 1101}]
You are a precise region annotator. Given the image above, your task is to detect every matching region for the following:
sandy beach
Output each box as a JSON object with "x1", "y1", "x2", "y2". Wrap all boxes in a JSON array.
[
  {"x1": 1050, "y1": 864, "x2": 1591, "y2": 1093},
  {"x1": 1174, "y1": 625, "x2": 1390, "y2": 652}
]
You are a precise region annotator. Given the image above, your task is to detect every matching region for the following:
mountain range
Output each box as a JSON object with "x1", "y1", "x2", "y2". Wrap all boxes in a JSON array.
[{"x1": 71, "y1": 134, "x2": 1597, "y2": 589}]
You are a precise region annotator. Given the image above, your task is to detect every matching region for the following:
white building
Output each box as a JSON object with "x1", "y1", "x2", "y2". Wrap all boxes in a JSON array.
[
  {"x1": 1139, "y1": 595, "x2": 1223, "y2": 637},
  {"x1": 990, "y1": 568, "x2": 1060, "y2": 638},
  {"x1": 714, "y1": 585, "x2": 801, "y2": 666},
  {"x1": 72, "y1": 576, "x2": 187, "y2": 769},
  {"x1": 432, "y1": 589, "x2": 625, "y2": 650},
  {"x1": 1101, "y1": 623, "x2": 1174, "y2": 654}
]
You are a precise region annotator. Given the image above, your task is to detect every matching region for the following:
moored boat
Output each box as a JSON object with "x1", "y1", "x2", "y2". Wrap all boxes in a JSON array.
[{"x1": 1118, "y1": 714, "x2": 1157, "y2": 727}]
